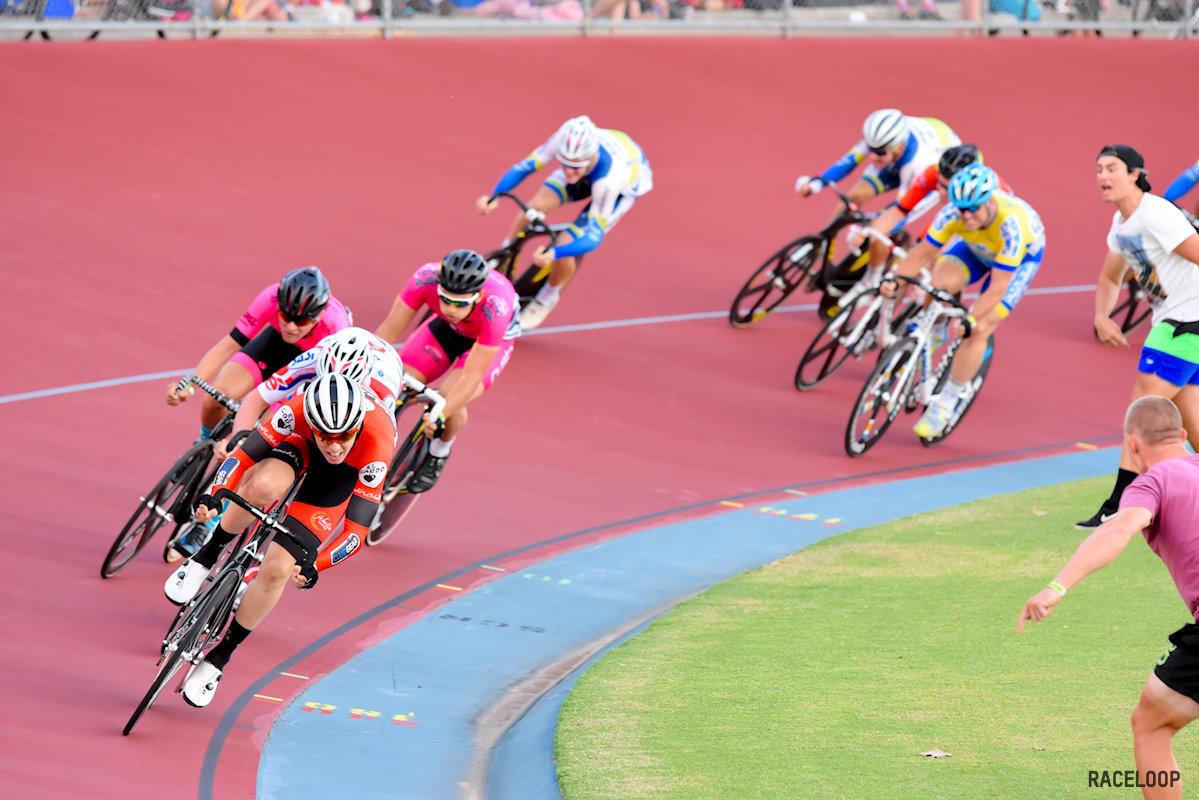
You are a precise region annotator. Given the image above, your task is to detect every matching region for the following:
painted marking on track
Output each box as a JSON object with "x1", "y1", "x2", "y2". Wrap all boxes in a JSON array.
[
  {"x1": 437, "y1": 584, "x2": 462, "y2": 592},
  {"x1": 719, "y1": 501, "x2": 743, "y2": 507},
  {"x1": 303, "y1": 702, "x2": 337, "y2": 714},
  {"x1": 255, "y1": 695, "x2": 284, "y2": 703},
  {"x1": 791, "y1": 513, "x2": 818, "y2": 520},
  {"x1": 280, "y1": 672, "x2": 309, "y2": 680},
  {"x1": 785, "y1": 489, "x2": 808, "y2": 496},
  {"x1": 820, "y1": 518, "x2": 842, "y2": 526},
  {"x1": 1075, "y1": 442, "x2": 1099, "y2": 450},
  {"x1": 480, "y1": 564, "x2": 506, "y2": 572}
]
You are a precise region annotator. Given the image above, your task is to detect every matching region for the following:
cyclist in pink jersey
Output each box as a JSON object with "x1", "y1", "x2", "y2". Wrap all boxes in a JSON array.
[
  {"x1": 164, "y1": 266, "x2": 350, "y2": 440},
  {"x1": 375, "y1": 250, "x2": 520, "y2": 493},
  {"x1": 1020, "y1": 396, "x2": 1199, "y2": 799}
]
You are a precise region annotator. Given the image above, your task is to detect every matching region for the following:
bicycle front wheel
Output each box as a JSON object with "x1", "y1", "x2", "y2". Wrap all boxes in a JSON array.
[
  {"x1": 368, "y1": 404, "x2": 431, "y2": 546},
  {"x1": 920, "y1": 335, "x2": 996, "y2": 448},
  {"x1": 796, "y1": 289, "x2": 882, "y2": 391},
  {"x1": 728, "y1": 236, "x2": 823, "y2": 328},
  {"x1": 845, "y1": 337, "x2": 919, "y2": 457}
]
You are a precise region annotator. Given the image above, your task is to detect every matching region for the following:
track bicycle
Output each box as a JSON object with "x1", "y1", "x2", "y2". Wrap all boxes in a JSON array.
[
  {"x1": 101, "y1": 375, "x2": 240, "y2": 579},
  {"x1": 728, "y1": 189, "x2": 910, "y2": 327},
  {"x1": 1095, "y1": 270, "x2": 1150, "y2": 340},
  {"x1": 365, "y1": 374, "x2": 447, "y2": 547},
  {"x1": 123, "y1": 485, "x2": 307, "y2": 736},
  {"x1": 482, "y1": 191, "x2": 580, "y2": 309},
  {"x1": 844, "y1": 274, "x2": 995, "y2": 457},
  {"x1": 794, "y1": 228, "x2": 923, "y2": 391}
]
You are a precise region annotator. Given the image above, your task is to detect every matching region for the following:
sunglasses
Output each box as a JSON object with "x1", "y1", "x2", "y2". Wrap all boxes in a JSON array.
[
  {"x1": 278, "y1": 310, "x2": 318, "y2": 326},
  {"x1": 867, "y1": 145, "x2": 892, "y2": 156},
  {"x1": 558, "y1": 158, "x2": 591, "y2": 170},
  {"x1": 313, "y1": 427, "x2": 358, "y2": 445},
  {"x1": 438, "y1": 289, "x2": 478, "y2": 309},
  {"x1": 957, "y1": 203, "x2": 985, "y2": 214}
]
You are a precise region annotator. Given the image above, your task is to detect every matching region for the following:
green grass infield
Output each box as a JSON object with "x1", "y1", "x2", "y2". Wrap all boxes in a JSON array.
[{"x1": 556, "y1": 477, "x2": 1198, "y2": 800}]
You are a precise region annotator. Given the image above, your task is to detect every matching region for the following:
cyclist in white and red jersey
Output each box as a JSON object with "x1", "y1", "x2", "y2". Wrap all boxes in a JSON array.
[
  {"x1": 375, "y1": 250, "x2": 520, "y2": 494},
  {"x1": 164, "y1": 266, "x2": 351, "y2": 440}
]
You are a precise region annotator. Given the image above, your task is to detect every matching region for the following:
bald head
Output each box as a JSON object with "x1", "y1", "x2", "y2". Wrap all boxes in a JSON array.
[{"x1": 1124, "y1": 396, "x2": 1185, "y2": 446}]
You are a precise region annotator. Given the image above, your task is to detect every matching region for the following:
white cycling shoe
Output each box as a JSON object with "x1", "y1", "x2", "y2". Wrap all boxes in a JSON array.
[
  {"x1": 182, "y1": 660, "x2": 222, "y2": 708},
  {"x1": 164, "y1": 559, "x2": 211, "y2": 606}
]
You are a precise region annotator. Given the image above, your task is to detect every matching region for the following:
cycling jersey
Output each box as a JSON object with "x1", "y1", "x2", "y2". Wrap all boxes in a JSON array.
[
  {"x1": 208, "y1": 391, "x2": 397, "y2": 575},
  {"x1": 231, "y1": 283, "x2": 351, "y2": 351},
  {"x1": 399, "y1": 263, "x2": 520, "y2": 346},
  {"x1": 895, "y1": 165, "x2": 1013, "y2": 217},
  {"x1": 491, "y1": 127, "x2": 653, "y2": 259},
  {"x1": 256, "y1": 332, "x2": 404, "y2": 417},
  {"x1": 925, "y1": 190, "x2": 1046, "y2": 270},
  {"x1": 818, "y1": 116, "x2": 960, "y2": 216},
  {"x1": 1165, "y1": 159, "x2": 1199, "y2": 204}
]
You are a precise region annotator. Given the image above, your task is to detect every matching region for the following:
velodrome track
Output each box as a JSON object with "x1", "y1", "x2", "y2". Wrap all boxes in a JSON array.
[{"x1": 2, "y1": 36, "x2": 1194, "y2": 798}]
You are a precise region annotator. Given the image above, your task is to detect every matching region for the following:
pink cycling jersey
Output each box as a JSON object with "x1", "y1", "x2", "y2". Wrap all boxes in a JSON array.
[
  {"x1": 399, "y1": 263, "x2": 519, "y2": 346},
  {"x1": 234, "y1": 283, "x2": 351, "y2": 350}
]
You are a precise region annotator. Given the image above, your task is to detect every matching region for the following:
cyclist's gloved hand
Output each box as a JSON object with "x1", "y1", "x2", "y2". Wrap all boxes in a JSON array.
[
  {"x1": 795, "y1": 176, "x2": 825, "y2": 197},
  {"x1": 297, "y1": 562, "x2": 319, "y2": 590},
  {"x1": 194, "y1": 493, "x2": 220, "y2": 521}
]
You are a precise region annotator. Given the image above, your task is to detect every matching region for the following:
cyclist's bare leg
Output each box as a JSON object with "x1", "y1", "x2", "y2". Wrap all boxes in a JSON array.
[
  {"x1": 203, "y1": 360, "x2": 257, "y2": 430},
  {"x1": 216, "y1": 457, "x2": 296, "y2": 539},
  {"x1": 435, "y1": 368, "x2": 485, "y2": 441},
  {"x1": 505, "y1": 186, "x2": 563, "y2": 244},
  {"x1": 949, "y1": 307, "x2": 1000, "y2": 384},
  {"x1": 234, "y1": 541, "x2": 298, "y2": 629}
]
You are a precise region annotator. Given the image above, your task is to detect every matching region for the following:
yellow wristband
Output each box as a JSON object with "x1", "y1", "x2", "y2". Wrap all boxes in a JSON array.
[{"x1": 1048, "y1": 580, "x2": 1067, "y2": 597}]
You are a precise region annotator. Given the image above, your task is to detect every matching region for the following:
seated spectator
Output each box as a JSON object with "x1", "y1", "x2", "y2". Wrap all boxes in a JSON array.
[
  {"x1": 472, "y1": 0, "x2": 582, "y2": 17},
  {"x1": 212, "y1": 0, "x2": 288, "y2": 19},
  {"x1": 896, "y1": 0, "x2": 941, "y2": 19}
]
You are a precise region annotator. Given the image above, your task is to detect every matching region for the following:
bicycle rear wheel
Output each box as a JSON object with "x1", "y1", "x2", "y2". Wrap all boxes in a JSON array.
[
  {"x1": 729, "y1": 236, "x2": 822, "y2": 328},
  {"x1": 102, "y1": 445, "x2": 209, "y2": 579},
  {"x1": 796, "y1": 289, "x2": 882, "y2": 391},
  {"x1": 845, "y1": 337, "x2": 919, "y2": 457},
  {"x1": 920, "y1": 335, "x2": 996, "y2": 447}
]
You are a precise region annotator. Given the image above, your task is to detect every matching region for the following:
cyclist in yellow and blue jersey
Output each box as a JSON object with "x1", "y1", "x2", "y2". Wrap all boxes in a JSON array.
[
  {"x1": 881, "y1": 163, "x2": 1046, "y2": 439},
  {"x1": 476, "y1": 115, "x2": 653, "y2": 330}
]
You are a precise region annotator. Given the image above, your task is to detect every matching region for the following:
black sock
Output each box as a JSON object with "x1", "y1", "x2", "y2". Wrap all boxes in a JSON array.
[
  {"x1": 1105, "y1": 468, "x2": 1137, "y2": 509},
  {"x1": 206, "y1": 619, "x2": 252, "y2": 671},
  {"x1": 193, "y1": 523, "x2": 237, "y2": 569}
]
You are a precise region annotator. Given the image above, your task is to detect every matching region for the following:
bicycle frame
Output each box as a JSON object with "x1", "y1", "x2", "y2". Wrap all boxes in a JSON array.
[{"x1": 483, "y1": 191, "x2": 576, "y2": 302}]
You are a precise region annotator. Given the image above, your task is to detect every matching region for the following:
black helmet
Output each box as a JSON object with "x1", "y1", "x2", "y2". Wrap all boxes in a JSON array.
[
  {"x1": 277, "y1": 266, "x2": 330, "y2": 322},
  {"x1": 938, "y1": 144, "x2": 981, "y2": 181},
  {"x1": 438, "y1": 250, "x2": 489, "y2": 295}
]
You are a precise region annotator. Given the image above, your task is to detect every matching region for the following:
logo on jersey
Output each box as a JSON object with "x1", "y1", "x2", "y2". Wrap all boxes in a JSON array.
[
  {"x1": 481, "y1": 295, "x2": 510, "y2": 323},
  {"x1": 414, "y1": 266, "x2": 440, "y2": 287},
  {"x1": 272, "y1": 405, "x2": 296, "y2": 435},
  {"x1": 360, "y1": 461, "x2": 387, "y2": 488},
  {"x1": 213, "y1": 456, "x2": 239, "y2": 487},
  {"x1": 330, "y1": 534, "x2": 361, "y2": 565},
  {"x1": 312, "y1": 512, "x2": 335, "y2": 532}
]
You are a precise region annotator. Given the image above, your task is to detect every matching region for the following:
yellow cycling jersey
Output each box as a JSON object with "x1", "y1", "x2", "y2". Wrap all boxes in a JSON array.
[{"x1": 926, "y1": 191, "x2": 1046, "y2": 269}]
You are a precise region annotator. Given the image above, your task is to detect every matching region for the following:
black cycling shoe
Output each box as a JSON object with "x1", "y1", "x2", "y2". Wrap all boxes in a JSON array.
[{"x1": 407, "y1": 454, "x2": 448, "y2": 494}]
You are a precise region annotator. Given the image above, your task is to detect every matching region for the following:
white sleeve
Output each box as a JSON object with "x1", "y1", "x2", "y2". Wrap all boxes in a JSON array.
[{"x1": 1145, "y1": 196, "x2": 1198, "y2": 254}]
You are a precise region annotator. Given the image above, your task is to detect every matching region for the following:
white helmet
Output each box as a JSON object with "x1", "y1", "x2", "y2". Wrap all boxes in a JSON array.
[
  {"x1": 317, "y1": 327, "x2": 374, "y2": 387},
  {"x1": 556, "y1": 115, "x2": 599, "y2": 167},
  {"x1": 303, "y1": 372, "x2": 365, "y2": 436},
  {"x1": 862, "y1": 108, "x2": 909, "y2": 151}
]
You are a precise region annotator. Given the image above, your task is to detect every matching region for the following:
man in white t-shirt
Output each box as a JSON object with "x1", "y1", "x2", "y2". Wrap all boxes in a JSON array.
[{"x1": 1078, "y1": 145, "x2": 1199, "y2": 530}]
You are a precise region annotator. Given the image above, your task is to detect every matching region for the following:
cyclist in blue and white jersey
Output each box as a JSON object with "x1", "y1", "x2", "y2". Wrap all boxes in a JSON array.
[
  {"x1": 475, "y1": 115, "x2": 653, "y2": 330},
  {"x1": 1165, "y1": 157, "x2": 1199, "y2": 220}
]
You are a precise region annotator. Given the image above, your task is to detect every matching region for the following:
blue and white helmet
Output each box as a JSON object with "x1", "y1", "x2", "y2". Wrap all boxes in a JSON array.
[
  {"x1": 948, "y1": 163, "x2": 998, "y2": 210},
  {"x1": 556, "y1": 115, "x2": 599, "y2": 168}
]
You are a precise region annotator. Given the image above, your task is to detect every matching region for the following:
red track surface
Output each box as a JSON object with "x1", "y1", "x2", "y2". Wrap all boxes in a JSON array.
[{"x1": 2, "y1": 37, "x2": 1195, "y2": 798}]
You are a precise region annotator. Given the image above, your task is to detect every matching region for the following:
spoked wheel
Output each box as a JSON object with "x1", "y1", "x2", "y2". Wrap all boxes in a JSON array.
[
  {"x1": 920, "y1": 335, "x2": 996, "y2": 448},
  {"x1": 102, "y1": 447, "x2": 208, "y2": 579},
  {"x1": 796, "y1": 289, "x2": 884, "y2": 391},
  {"x1": 368, "y1": 405, "x2": 431, "y2": 547},
  {"x1": 845, "y1": 337, "x2": 919, "y2": 457},
  {"x1": 123, "y1": 569, "x2": 239, "y2": 736},
  {"x1": 728, "y1": 235, "x2": 823, "y2": 328},
  {"x1": 1097, "y1": 275, "x2": 1151, "y2": 338}
]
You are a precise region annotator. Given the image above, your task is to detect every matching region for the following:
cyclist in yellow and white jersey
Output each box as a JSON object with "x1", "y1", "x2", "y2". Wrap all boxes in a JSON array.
[
  {"x1": 881, "y1": 163, "x2": 1046, "y2": 439},
  {"x1": 476, "y1": 115, "x2": 653, "y2": 330},
  {"x1": 795, "y1": 109, "x2": 960, "y2": 293}
]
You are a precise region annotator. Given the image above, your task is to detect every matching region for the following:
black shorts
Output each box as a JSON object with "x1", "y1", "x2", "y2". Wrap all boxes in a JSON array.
[
  {"x1": 235, "y1": 327, "x2": 304, "y2": 382},
  {"x1": 428, "y1": 317, "x2": 476, "y2": 363},
  {"x1": 1154, "y1": 621, "x2": 1199, "y2": 702},
  {"x1": 265, "y1": 439, "x2": 361, "y2": 567}
]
